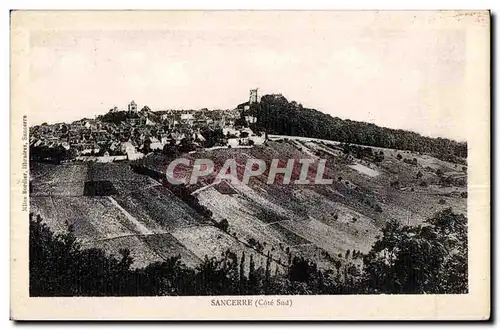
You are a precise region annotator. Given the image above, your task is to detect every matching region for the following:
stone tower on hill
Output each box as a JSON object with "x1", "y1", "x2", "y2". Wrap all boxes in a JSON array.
[
  {"x1": 128, "y1": 100, "x2": 137, "y2": 114},
  {"x1": 249, "y1": 88, "x2": 258, "y2": 104}
]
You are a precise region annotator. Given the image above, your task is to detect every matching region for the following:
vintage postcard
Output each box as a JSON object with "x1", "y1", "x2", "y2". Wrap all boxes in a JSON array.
[{"x1": 10, "y1": 10, "x2": 490, "y2": 320}]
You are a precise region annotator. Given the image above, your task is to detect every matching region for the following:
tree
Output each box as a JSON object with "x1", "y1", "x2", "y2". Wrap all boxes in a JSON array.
[
  {"x1": 29, "y1": 213, "x2": 145, "y2": 296},
  {"x1": 142, "y1": 139, "x2": 152, "y2": 154},
  {"x1": 248, "y1": 254, "x2": 259, "y2": 293},
  {"x1": 362, "y1": 208, "x2": 467, "y2": 294},
  {"x1": 179, "y1": 138, "x2": 195, "y2": 153},
  {"x1": 195, "y1": 256, "x2": 230, "y2": 295},
  {"x1": 163, "y1": 141, "x2": 180, "y2": 157},
  {"x1": 239, "y1": 252, "x2": 246, "y2": 294},
  {"x1": 99, "y1": 110, "x2": 134, "y2": 124},
  {"x1": 264, "y1": 252, "x2": 272, "y2": 292},
  {"x1": 251, "y1": 94, "x2": 467, "y2": 162},
  {"x1": 215, "y1": 219, "x2": 229, "y2": 232},
  {"x1": 201, "y1": 128, "x2": 224, "y2": 148},
  {"x1": 235, "y1": 110, "x2": 248, "y2": 127},
  {"x1": 288, "y1": 256, "x2": 317, "y2": 283},
  {"x1": 30, "y1": 207, "x2": 467, "y2": 297}
]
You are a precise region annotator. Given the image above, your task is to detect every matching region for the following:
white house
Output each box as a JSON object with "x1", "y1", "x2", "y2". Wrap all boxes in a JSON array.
[
  {"x1": 120, "y1": 141, "x2": 137, "y2": 154},
  {"x1": 223, "y1": 127, "x2": 240, "y2": 137},
  {"x1": 145, "y1": 118, "x2": 156, "y2": 126},
  {"x1": 180, "y1": 114, "x2": 194, "y2": 121},
  {"x1": 149, "y1": 137, "x2": 163, "y2": 150},
  {"x1": 245, "y1": 115, "x2": 257, "y2": 124}
]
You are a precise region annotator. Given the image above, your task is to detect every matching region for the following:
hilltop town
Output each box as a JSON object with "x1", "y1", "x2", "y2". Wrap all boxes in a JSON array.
[{"x1": 29, "y1": 89, "x2": 262, "y2": 163}]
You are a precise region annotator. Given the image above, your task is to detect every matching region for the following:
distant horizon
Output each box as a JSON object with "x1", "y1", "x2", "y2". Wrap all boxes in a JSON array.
[{"x1": 29, "y1": 93, "x2": 467, "y2": 144}]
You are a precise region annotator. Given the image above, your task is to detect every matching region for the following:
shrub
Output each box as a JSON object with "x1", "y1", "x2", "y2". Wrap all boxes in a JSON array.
[
  {"x1": 215, "y1": 219, "x2": 229, "y2": 232},
  {"x1": 363, "y1": 208, "x2": 468, "y2": 294}
]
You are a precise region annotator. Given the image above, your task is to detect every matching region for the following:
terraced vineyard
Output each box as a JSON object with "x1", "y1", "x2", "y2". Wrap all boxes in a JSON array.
[
  {"x1": 30, "y1": 138, "x2": 467, "y2": 272},
  {"x1": 30, "y1": 162, "x2": 281, "y2": 269}
]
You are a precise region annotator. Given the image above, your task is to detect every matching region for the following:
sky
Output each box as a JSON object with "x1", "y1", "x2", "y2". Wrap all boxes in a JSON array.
[{"x1": 27, "y1": 11, "x2": 480, "y2": 141}]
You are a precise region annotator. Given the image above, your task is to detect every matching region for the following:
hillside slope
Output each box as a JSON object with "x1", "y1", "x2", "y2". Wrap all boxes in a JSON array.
[
  {"x1": 248, "y1": 94, "x2": 467, "y2": 163},
  {"x1": 142, "y1": 138, "x2": 466, "y2": 270},
  {"x1": 30, "y1": 139, "x2": 466, "y2": 272}
]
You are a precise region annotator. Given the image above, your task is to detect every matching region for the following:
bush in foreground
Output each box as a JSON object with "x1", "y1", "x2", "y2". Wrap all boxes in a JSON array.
[{"x1": 30, "y1": 207, "x2": 468, "y2": 296}]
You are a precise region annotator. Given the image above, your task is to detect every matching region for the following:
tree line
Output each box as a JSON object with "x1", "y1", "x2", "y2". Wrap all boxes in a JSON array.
[
  {"x1": 30, "y1": 207, "x2": 467, "y2": 296},
  {"x1": 248, "y1": 94, "x2": 467, "y2": 163},
  {"x1": 30, "y1": 145, "x2": 76, "y2": 164}
]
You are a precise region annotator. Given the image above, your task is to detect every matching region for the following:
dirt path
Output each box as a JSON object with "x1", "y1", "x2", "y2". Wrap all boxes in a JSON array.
[{"x1": 107, "y1": 196, "x2": 153, "y2": 235}]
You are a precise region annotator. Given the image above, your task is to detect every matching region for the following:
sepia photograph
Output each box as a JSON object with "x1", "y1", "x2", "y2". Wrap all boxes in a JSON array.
[{"x1": 10, "y1": 10, "x2": 490, "y2": 320}]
